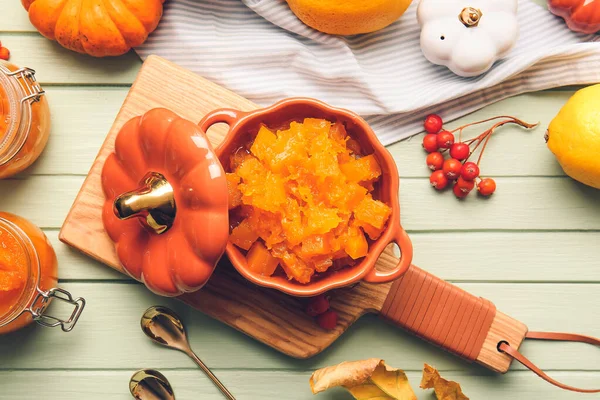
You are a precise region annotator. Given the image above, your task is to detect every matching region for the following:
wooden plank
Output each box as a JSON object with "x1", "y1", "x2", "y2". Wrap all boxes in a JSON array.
[
  {"x1": 46, "y1": 230, "x2": 129, "y2": 281},
  {"x1": 0, "y1": 176, "x2": 84, "y2": 228},
  {"x1": 0, "y1": 5, "x2": 34, "y2": 32},
  {"x1": 0, "y1": 282, "x2": 596, "y2": 371},
  {"x1": 4, "y1": 175, "x2": 598, "y2": 230},
  {"x1": 410, "y1": 232, "x2": 600, "y2": 282},
  {"x1": 52, "y1": 231, "x2": 600, "y2": 282},
  {"x1": 24, "y1": 87, "x2": 129, "y2": 176},
  {"x1": 1, "y1": 370, "x2": 599, "y2": 399},
  {"x1": 0, "y1": 36, "x2": 140, "y2": 85},
  {"x1": 13, "y1": 87, "x2": 576, "y2": 177},
  {"x1": 398, "y1": 176, "x2": 600, "y2": 231}
]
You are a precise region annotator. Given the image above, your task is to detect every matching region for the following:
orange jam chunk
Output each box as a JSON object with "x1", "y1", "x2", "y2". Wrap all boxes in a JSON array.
[
  {"x1": 246, "y1": 241, "x2": 279, "y2": 276},
  {"x1": 226, "y1": 173, "x2": 242, "y2": 209},
  {"x1": 228, "y1": 118, "x2": 392, "y2": 283}
]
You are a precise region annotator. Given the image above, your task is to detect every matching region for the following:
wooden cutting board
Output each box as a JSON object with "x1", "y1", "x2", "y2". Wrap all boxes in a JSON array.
[{"x1": 60, "y1": 56, "x2": 526, "y2": 374}]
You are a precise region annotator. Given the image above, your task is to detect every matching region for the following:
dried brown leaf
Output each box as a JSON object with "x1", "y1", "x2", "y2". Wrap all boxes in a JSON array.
[
  {"x1": 420, "y1": 364, "x2": 469, "y2": 400},
  {"x1": 310, "y1": 359, "x2": 416, "y2": 400}
]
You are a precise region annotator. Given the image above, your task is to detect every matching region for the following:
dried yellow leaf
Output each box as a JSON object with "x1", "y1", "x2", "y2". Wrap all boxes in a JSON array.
[
  {"x1": 346, "y1": 382, "x2": 390, "y2": 399},
  {"x1": 310, "y1": 359, "x2": 416, "y2": 400},
  {"x1": 420, "y1": 364, "x2": 469, "y2": 400}
]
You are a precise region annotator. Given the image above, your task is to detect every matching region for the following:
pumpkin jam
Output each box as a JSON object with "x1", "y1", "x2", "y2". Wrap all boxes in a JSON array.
[
  {"x1": 0, "y1": 213, "x2": 57, "y2": 334},
  {"x1": 0, "y1": 60, "x2": 51, "y2": 179},
  {"x1": 0, "y1": 224, "x2": 28, "y2": 320},
  {"x1": 0, "y1": 83, "x2": 10, "y2": 143},
  {"x1": 227, "y1": 118, "x2": 392, "y2": 284}
]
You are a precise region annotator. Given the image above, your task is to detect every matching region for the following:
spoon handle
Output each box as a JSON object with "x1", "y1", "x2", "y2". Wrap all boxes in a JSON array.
[{"x1": 188, "y1": 351, "x2": 236, "y2": 400}]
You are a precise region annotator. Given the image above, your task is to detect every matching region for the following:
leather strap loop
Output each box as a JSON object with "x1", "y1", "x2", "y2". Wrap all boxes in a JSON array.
[
  {"x1": 526, "y1": 331, "x2": 600, "y2": 346},
  {"x1": 499, "y1": 331, "x2": 600, "y2": 393}
]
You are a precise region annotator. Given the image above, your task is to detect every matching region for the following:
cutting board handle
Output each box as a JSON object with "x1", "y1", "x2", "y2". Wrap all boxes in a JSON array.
[{"x1": 379, "y1": 265, "x2": 528, "y2": 373}]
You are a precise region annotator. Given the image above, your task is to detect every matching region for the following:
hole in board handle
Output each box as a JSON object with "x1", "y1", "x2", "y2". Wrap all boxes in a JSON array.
[{"x1": 497, "y1": 340, "x2": 510, "y2": 353}]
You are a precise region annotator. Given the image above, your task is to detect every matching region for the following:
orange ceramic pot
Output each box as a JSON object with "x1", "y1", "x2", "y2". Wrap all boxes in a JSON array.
[
  {"x1": 102, "y1": 99, "x2": 413, "y2": 297},
  {"x1": 203, "y1": 98, "x2": 413, "y2": 296}
]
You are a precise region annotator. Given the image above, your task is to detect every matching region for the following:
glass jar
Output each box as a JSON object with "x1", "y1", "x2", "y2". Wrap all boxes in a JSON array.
[
  {"x1": 0, "y1": 212, "x2": 84, "y2": 334},
  {"x1": 0, "y1": 60, "x2": 50, "y2": 179}
]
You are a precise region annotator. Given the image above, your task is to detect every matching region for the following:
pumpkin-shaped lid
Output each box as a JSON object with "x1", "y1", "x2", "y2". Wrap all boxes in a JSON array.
[{"x1": 101, "y1": 108, "x2": 229, "y2": 297}]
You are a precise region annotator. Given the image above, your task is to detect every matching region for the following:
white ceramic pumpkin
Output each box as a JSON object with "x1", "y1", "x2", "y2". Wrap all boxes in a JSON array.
[{"x1": 417, "y1": 0, "x2": 519, "y2": 77}]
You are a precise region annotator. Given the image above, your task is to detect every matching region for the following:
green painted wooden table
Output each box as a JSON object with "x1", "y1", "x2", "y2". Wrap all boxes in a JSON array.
[{"x1": 1, "y1": 2, "x2": 599, "y2": 399}]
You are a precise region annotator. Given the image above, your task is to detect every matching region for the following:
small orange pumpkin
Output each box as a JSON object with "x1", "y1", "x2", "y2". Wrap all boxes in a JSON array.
[
  {"x1": 102, "y1": 108, "x2": 229, "y2": 297},
  {"x1": 21, "y1": 0, "x2": 165, "y2": 57},
  {"x1": 548, "y1": 0, "x2": 600, "y2": 34}
]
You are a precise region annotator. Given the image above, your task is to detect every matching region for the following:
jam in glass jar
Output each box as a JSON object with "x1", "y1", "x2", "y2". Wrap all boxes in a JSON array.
[
  {"x1": 0, "y1": 60, "x2": 50, "y2": 179},
  {"x1": 0, "y1": 212, "x2": 84, "y2": 334}
]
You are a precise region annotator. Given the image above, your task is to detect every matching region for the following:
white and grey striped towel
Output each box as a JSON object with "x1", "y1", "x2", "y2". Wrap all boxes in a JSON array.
[{"x1": 136, "y1": 0, "x2": 600, "y2": 145}]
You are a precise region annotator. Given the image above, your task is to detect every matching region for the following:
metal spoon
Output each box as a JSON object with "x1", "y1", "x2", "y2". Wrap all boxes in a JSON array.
[
  {"x1": 129, "y1": 369, "x2": 175, "y2": 400},
  {"x1": 141, "y1": 306, "x2": 236, "y2": 400}
]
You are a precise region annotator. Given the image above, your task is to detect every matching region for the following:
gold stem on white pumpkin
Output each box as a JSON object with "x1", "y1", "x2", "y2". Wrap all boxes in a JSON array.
[{"x1": 459, "y1": 7, "x2": 483, "y2": 27}]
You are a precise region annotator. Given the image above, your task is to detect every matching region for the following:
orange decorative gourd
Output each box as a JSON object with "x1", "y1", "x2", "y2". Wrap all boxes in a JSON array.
[
  {"x1": 101, "y1": 108, "x2": 229, "y2": 297},
  {"x1": 21, "y1": 0, "x2": 165, "y2": 57},
  {"x1": 548, "y1": 0, "x2": 600, "y2": 34}
]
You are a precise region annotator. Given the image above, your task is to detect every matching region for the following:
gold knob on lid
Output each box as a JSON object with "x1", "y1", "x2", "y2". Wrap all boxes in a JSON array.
[
  {"x1": 114, "y1": 172, "x2": 176, "y2": 234},
  {"x1": 459, "y1": 7, "x2": 482, "y2": 27}
]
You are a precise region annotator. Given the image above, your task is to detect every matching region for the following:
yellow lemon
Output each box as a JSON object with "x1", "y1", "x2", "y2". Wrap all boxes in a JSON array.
[
  {"x1": 547, "y1": 84, "x2": 600, "y2": 189},
  {"x1": 286, "y1": 0, "x2": 413, "y2": 35}
]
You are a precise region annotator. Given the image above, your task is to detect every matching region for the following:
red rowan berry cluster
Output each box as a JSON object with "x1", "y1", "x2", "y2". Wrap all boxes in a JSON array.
[{"x1": 422, "y1": 114, "x2": 537, "y2": 198}]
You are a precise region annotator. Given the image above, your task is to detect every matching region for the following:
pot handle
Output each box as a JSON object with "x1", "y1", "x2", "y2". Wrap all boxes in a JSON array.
[
  {"x1": 363, "y1": 226, "x2": 413, "y2": 284},
  {"x1": 198, "y1": 108, "x2": 242, "y2": 134}
]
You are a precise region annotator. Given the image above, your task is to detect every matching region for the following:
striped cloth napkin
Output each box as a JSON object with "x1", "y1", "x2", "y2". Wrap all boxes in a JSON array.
[{"x1": 136, "y1": 0, "x2": 600, "y2": 145}]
